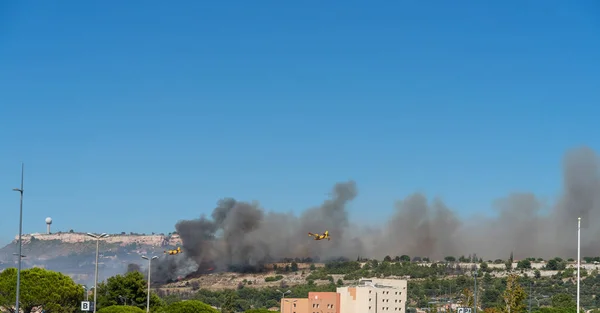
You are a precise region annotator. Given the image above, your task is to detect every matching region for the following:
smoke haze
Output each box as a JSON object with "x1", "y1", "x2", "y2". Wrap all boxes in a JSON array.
[{"x1": 150, "y1": 146, "x2": 600, "y2": 283}]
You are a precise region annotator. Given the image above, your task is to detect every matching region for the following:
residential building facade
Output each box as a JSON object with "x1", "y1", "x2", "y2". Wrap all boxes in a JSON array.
[
  {"x1": 308, "y1": 292, "x2": 340, "y2": 313},
  {"x1": 279, "y1": 278, "x2": 407, "y2": 313},
  {"x1": 281, "y1": 298, "x2": 308, "y2": 313},
  {"x1": 337, "y1": 278, "x2": 407, "y2": 313}
]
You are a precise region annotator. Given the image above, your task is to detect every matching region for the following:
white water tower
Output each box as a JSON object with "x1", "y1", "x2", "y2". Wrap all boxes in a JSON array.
[{"x1": 45, "y1": 217, "x2": 52, "y2": 234}]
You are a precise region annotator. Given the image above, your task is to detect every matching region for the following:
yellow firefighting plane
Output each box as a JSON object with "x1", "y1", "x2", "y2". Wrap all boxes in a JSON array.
[
  {"x1": 164, "y1": 247, "x2": 182, "y2": 255},
  {"x1": 308, "y1": 230, "x2": 330, "y2": 241}
]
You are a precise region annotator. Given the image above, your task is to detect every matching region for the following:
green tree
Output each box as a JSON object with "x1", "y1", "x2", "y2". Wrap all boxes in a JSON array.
[
  {"x1": 161, "y1": 300, "x2": 218, "y2": 313},
  {"x1": 461, "y1": 288, "x2": 475, "y2": 307},
  {"x1": 290, "y1": 262, "x2": 299, "y2": 272},
  {"x1": 551, "y1": 293, "x2": 575, "y2": 310},
  {"x1": 0, "y1": 267, "x2": 84, "y2": 313},
  {"x1": 516, "y1": 260, "x2": 531, "y2": 269},
  {"x1": 245, "y1": 310, "x2": 276, "y2": 313},
  {"x1": 220, "y1": 292, "x2": 237, "y2": 313},
  {"x1": 98, "y1": 305, "x2": 146, "y2": 313},
  {"x1": 545, "y1": 258, "x2": 566, "y2": 271},
  {"x1": 96, "y1": 271, "x2": 162, "y2": 311},
  {"x1": 400, "y1": 255, "x2": 411, "y2": 262},
  {"x1": 502, "y1": 274, "x2": 526, "y2": 313}
]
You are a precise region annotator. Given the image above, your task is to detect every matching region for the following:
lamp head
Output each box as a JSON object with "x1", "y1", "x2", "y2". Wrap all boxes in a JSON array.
[{"x1": 87, "y1": 232, "x2": 109, "y2": 239}]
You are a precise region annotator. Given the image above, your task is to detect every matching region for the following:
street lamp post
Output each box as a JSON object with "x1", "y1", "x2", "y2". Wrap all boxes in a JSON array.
[
  {"x1": 87, "y1": 233, "x2": 108, "y2": 313},
  {"x1": 276, "y1": 289, "x2": 291, "y2": 312},
  {"x1": 141, "y1": 255, "x2": 158, "y2": 313},
  {"x1": 284, "y1": 299, "x2": 297, "y2": 313},
  {"x1": 12, "y1": 163, "x2": 24, "y2": 313},
  {"x1": 473, "y1": 268, "x2": 478, "y2": 313},
  {"x1": 277, "y1": 289, "x2": 291, "y2": 299},
  {"x1": 577, "y1": 217, "x2": 581, "y2": 313},
  {"x1": 83, "y1": 285, "x2": 89, "y2": 301}
]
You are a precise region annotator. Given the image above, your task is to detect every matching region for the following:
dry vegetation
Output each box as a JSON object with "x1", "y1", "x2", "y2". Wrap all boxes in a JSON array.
[{"x1": 159, "y1": 266, "x2": 329, "y2": 292}]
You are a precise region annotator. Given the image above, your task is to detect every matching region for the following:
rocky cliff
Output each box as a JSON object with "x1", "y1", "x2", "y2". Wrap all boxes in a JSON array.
[
  {"x1": 11, "y1": 232, "x2": 182, "y2": 246},
  {"x1": 0, "y1": 232, "x2": 183, "y2": 286}
]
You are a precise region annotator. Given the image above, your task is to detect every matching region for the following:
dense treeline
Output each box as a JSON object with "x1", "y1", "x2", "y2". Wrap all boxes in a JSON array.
[
  {"x1": 156, "y1": 255, "x2": 600, "y2": 312},
  {"x1": 2, "y1": 254, "x2": 600, "y2": 313}
]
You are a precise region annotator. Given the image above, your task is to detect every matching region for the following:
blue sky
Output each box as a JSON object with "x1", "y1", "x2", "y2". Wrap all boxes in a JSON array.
[{"x1": 0, "y1": 1, "x2": 599, "y2": 245}]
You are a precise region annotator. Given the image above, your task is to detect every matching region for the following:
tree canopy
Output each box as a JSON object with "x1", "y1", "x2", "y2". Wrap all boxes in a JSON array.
[
  {"x1": 502, "y1": 274, "x2": 527, "y2": 313},
  {"x1": 98, "y1": 305, "x2": 146, "y2": 313},
  {"x1": 0, "y1": 267, "x2": 84, "y2": 313},
  {"x1": 159, "y1": 300, "x2": 218, "y2": 313},
  {"x1": 96, "y1": 271, "x2": 162, "y2": 311}
]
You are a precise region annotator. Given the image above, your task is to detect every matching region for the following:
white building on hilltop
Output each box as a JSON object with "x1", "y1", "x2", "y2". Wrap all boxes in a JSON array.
[{"x1": 337, "y1": 278, "x2": 407, "y2": 313}]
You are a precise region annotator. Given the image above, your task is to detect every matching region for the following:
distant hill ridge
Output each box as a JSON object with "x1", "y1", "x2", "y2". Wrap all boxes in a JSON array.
[{"x1": 10, "y1": 232, "x2": 183, "y2": 247}]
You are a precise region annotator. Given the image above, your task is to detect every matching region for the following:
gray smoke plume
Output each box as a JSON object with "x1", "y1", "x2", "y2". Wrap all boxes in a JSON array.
[{"x1": 151, "y1": 146, "x2": 600, "y2": 283}]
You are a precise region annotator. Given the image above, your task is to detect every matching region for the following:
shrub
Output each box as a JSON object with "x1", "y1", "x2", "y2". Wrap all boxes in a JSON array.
[
  {"x1": 160, "y1": 300, "x2": 218, "y2": 313},
  {"x1": 98, "y1": 306, "x2": 145, "y2": 313}
]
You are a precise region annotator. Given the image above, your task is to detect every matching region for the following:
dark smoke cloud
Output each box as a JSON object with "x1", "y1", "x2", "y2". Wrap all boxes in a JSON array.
[
  {"x1": 127, "y1": 263, "x2": 142, "y2": 273},
  {"x1": 150, "y1": 147, "x2": 600, "y2": 283}
]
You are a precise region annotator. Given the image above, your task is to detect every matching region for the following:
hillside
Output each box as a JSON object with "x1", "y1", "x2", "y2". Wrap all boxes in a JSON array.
[
  {"x1": 0, "y1": 231, "x2": 182, "y2": 285},
  {"x1": 3, "y1": 231, "x2": 600, "y2": 296},
  {"x1": 156, "y1": 258, "x2": 600, "y2": 295}
]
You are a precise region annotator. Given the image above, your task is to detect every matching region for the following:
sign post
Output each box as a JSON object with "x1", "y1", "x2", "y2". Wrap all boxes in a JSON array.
[{"x1": 81, "y1": 301, "x2": 93, "y2": 312}]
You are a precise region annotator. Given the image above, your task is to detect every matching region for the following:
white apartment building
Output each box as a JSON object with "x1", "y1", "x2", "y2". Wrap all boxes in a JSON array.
[{"x1": 337, "y1": 278, "x2": 407, "y2": 313}]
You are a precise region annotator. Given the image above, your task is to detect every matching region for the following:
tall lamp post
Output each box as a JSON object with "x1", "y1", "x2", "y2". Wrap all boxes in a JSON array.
[
  {"x1": 141, "y1": 255, "x2": 158, "y2": 313},
  {"x1": 284, "y1": 299, "x2": 297, "y2": 313},
  {"x1": 276, "y1": 289, "x2": 291, "y2": 312},
  {"x1": 577, "y1": 217, "x2": 581, "y2": 313},
  {"x1": 12, "y1": 163, "x2": 24, "y2": 313},
  {"x1": 87, "y1": 232, "x2": 108, "y2": 313},
  {"x1": 473, "y1": 267, "x2": 478, "y2": 313},
  {"x1": 83, "y1": 285, "x2": 89, "y2": 301}
]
